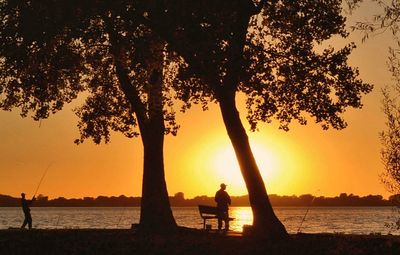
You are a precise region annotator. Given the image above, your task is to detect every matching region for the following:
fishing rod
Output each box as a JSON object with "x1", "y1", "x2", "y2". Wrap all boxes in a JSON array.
[
  {"x1": 116, "y1": 207, "x2": 128, "y2": 228},
  {"x1": 297, "y1": 189, "x2": 320, "y2": 233},
  {"x1": 33, "y1": 162, "x2": 53, "y2": 198},
  {"x1": 55, "y1": 215, "x2": 62, "y2": 229}
]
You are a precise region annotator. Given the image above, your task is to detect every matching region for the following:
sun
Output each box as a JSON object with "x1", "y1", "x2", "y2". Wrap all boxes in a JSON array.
[{"x1": 212, "y1": 142, "x2": 280, "y2": 194}]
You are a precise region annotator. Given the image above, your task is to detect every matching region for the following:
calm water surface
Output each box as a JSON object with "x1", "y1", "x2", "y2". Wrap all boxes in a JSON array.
[{"x1": 1, "y1": 207, "x2": 399, "y2": 234}]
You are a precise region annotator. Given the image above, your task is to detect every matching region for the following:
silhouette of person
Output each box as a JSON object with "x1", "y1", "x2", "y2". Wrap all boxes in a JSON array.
[
  {"x1": 215, "y1": 183, "x2": 231, "y2": 231},
  {"x1": 21, "y1": 193, "x2": 35, "y2": 230}
]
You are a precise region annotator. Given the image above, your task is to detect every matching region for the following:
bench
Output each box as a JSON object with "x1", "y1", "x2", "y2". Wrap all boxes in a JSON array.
[{"x1": 198, "y1": 205, "x2": 234, "y2": 230}]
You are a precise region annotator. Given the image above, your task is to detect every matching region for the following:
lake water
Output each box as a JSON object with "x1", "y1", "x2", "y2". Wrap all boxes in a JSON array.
[{"x1": 1, "y1": 207, "x2": 399, "y2": 235}]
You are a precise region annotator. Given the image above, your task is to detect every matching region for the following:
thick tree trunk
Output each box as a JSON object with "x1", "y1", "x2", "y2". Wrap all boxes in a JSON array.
[
  {"x1": 138, "y1": 55, "x2": 177, "y2": 232},
  {"x1": 219, "y1": 92, "x2": 288, "y2": 238},
  {"x1": 138, "y1": 41, "x2": 177, "y2": 232},
  {"x1": 143, "y1": 0, "x2": 287, "y2": 237},
  {"x1": 139, "y1": 121, "x2": 177, "y2": 233},
  {"x1": 112, "y1": 45, "x2": 177, "y2": 233}
]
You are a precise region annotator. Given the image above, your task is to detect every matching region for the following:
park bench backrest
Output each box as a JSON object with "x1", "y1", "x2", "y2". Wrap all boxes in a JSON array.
[{"x1": 198, "y1": 205, "x2": 219, "y2": 216}]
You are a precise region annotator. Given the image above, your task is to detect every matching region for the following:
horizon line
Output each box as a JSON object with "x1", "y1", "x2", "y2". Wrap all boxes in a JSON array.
[{"x1": 0, "y1": 192, "x2": 392, "y2": 200}]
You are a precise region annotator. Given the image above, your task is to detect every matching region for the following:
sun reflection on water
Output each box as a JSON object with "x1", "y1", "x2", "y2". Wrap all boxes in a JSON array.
[{"x1": 229, "y1": 207, "x2": 253, "y2": 232}]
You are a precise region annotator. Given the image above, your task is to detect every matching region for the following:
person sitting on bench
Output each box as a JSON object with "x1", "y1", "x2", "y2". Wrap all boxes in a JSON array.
[{"x1": 215, "y1": 183, "x2": 231, "y2": 231}]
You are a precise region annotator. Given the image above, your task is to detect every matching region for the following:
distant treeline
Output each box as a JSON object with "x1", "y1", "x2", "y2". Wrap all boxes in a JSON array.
[{"x1": 1, "y1": 193, "x2": 399, "y2": 207}]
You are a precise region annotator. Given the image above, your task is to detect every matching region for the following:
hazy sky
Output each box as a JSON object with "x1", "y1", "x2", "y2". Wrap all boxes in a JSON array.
[{"x1": 0, "y1": 3, "x2": 395, "y2": 199}]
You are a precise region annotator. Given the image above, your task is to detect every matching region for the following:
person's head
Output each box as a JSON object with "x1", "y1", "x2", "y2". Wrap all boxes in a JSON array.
[
  {"x1": 220, "y1": 183, "x2": 227, "y2": 190},
  {"x1": 21, "y1": 193, "x2": 25, "y2": 198}
]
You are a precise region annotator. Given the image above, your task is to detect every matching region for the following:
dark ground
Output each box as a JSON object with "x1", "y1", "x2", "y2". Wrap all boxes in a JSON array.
[{"x1": 0, "y1": 228, "x2": 399, "y2": 255}]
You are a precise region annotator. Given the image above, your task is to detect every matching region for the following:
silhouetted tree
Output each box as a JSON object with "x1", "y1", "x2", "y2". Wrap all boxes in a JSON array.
[
  {"x1": 0, "y1": 0, "x2": 178, "y2": 232},
  {"x1": 381, "y1": 85, "x2": 400, "y2": 194},
  {"x1": 349, "y1": 1, "x2": 400, "y2": 192},
  {"x1": 350, "y1": 0, "x2": 400, "y2": 229},
  {"x1": 174, "y1": 192, "x2": 185, "y2": 201},
  {"x1": 389, "y1": 194, "x2": 400, "y2": 206},
  {"x1": 299, "y1": 194, "x2": 314, "y2": 205},
  {"x1": 143, "y1": 0, "x2": 372, "y2": 237},
  {"x1": 0, "y1": 193, "x2": 393, "y2": 207},
  {"x1": 0, "y1": 194, "x2": 19, "y2": 206}
]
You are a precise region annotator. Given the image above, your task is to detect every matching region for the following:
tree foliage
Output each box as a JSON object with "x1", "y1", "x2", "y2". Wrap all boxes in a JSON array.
[
  {"x1": 0, "y1": 0, "x2": 181, "y2": 232},
  {"x1": 1, "y1": 0, "x2": 375, "y2": 236},
  {"x1": 243, "y1": 1, "x2": 372, "y2": 131},
  {"x1": 0, "y1": 0, "x2": 179, "y2": 144},
  {"x1": 349, "y1": 0, "x2": 400, "y2": 230},
  {"x1": 350, "y1": 0, "x2": 400, "y2": 194},
  {"x1": 381, "y1": 84, "x2": 400, "y2": 194},
  {"x1": 145, "y1": 0, "x2": 372, "y2": 131},
  {"x1": 143, "y1": 0, "x2": 372, "y2": 237}
]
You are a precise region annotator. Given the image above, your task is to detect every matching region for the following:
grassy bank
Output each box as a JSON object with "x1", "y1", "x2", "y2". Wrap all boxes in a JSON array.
[{"x1": 0, "y1": 228, "x2": 399, "y2": 255}]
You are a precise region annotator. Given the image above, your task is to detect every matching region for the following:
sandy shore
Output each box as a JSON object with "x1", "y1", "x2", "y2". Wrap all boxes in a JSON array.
[{"x1": 0, "y1": 228, "x2": 399, "y2": 255}]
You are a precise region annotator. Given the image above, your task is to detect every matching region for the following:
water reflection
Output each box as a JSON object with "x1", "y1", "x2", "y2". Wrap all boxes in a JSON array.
[
  {"x1": 229, "y1": 207, "x2": 253, "y2": 232},
  {"x1": 1, "y1": 207, "x2": 399, "y2": 235},
  {"x1": 179, "y1": 207, "x2": 400, "y2": 234}
]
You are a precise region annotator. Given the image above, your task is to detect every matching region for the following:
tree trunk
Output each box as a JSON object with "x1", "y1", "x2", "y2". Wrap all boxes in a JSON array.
[
  {"x1": 138, "y1": 41, "x2": 177, "y2": 233},
  {"x1": 219, "y1": 91, "x2": 288, "y2": 238},
  {"x1": 112, "y1": 44, "x2": 177, "y2": 233},
  {"x1": 139, "y1": 120, "x2": 177, "y2": 233},
  {"x1": 142, "y1": 1, "x2": 287, "y2": 237}
]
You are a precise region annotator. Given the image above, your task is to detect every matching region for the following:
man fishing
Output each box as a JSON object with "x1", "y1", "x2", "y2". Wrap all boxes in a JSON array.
[
  {"x1": 21, "y1": 193, "x2": 35, "y2": 230},
  {"x1": 19, "y1": 162, "x2": 52, "y2": 230}
]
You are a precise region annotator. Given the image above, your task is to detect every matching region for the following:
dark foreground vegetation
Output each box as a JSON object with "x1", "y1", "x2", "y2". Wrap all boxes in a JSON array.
[
  {"x1": 1, "y1": 193, "x2": 398, "y2": 207},
  {"x1": 0, "y1": 228, "x2": 399, "y2": 255}
]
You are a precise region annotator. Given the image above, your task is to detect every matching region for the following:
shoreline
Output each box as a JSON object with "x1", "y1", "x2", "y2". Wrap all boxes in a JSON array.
[
  {"x1": 2, "y1": 207, "x2": 398, "y2": 236},
  {"x1": 0, "y1": 228, "x2": 399, "y2": 255},
  {"x1": 1, "y1": 193, "x2": 396, "y2": 207},
  {"x1": 1, "y1": 205, "x2": 398, "y2": 207}
]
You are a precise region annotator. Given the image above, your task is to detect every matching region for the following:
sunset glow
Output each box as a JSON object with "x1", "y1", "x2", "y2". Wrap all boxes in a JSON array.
[
  {"x1": 211, "y1": 142, "x2": 281, "y2": 193},
  {"x1": 0, "y1": 3, "x2": 394, "y2": 200}
]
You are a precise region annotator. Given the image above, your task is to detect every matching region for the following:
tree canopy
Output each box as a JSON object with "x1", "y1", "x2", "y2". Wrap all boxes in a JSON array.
[
  {"x1": 144, "y1": 0, "x2": 372, "y2": 131},
  {"x1": 1, "y1": 0, "x2": 375, "y2": 237},
  {"x1": 142, "y1": 0, "x2": 372, "y2": 237},
  {"x1": 0, "y1": 0, "x2": 181, "y2": 232},
  {"x1": 0, "y1": 0, "x2": 180, "y2": 143}
]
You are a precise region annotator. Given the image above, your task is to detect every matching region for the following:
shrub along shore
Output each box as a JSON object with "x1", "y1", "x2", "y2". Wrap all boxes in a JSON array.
[
  {"x1": 0, "y1": 228, "x2": 399, "y2": 255},
  {"x1": 1, "y1": 193, "x2": 397, "y2": 207}
]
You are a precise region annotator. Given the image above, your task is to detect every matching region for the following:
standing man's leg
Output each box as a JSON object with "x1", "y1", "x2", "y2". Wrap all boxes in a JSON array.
[
  {"x1": 217, "y1": 210, "x2": 224, "y2": 230},
  {"x1": 224, "y1": 211, "x2": 229, "y2": 231},
  {"x1": 21, "y1": 216, "x2": 28, "y2": 229},
  {"x1": 27, "y1": 213, "x2": 32, "y2": 229}
]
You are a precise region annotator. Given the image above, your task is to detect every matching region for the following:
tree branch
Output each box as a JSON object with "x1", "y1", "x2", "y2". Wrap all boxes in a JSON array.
[
  {"x1": 253, "y1": 0, "x2": 268, "y2": 14},
  {"x1": 138, "y1": 12, "x2": 221, "y2": 94},
  {"x1": 103, "y1": 16, "x2": 149, "y2": 126}
]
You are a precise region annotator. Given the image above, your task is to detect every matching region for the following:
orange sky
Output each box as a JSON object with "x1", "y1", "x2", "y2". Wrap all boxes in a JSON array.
[{"x1": 0, "y1": 3, "x2": 395, "y2": 199}]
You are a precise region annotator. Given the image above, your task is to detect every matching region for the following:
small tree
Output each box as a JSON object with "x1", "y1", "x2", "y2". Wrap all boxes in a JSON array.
[
  {"x1": 350, "y1": 0, "x2": 400, "y2": 229},
  {"x1": 381, "y1": 84, "x2": 400, "y2": 196},
  {"x1": 381, "y1": 68, "x2": 400, "y2": 230},
  {"x1": 350, "y1": 0, "x2": 400, "y2": 192}
]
